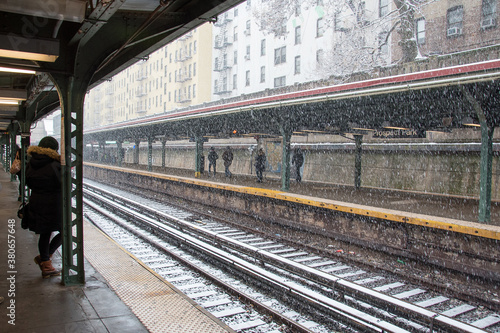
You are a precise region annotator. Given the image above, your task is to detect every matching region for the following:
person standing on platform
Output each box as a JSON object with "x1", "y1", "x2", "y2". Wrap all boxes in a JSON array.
[
  {"x1": 291, "y1": 147, "x2": 304, "y2": 182},
  {"x1": 222, "y1": 146, "x2": 234, "y2": 178},
  {"x1": 255, "y1": 148, "x2": 266, "y2": 183},
  {"x1": 26, "y1": 136, "x2": 62, "y2": 278},
  {"x1": 208, "y1": 147, "x2": 218, "y2": 177}
]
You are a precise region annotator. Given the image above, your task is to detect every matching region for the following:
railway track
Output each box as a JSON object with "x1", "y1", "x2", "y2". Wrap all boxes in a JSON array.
[{"x1": 83, "y1": 180, "x2": 500, "y2": 333}]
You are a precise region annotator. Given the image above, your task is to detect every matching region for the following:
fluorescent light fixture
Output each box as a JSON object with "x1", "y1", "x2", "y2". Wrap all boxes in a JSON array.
[
  {"x1": 0, "y1": 66, "x2": 36, "y2": 74},
  {"x1": 462, "y1": 117, "x2": 481, "y2": 127},
  {"x1": 0, "y1": 99, "x2": 20, "y2": 105},
  {"x1": 351, "y1": 127, "x2": 375, "y2": 131},
  {"x1": 384, "y1": 126, "x2": 409, "y2": 130},
  {"x1": 0, "y1": 34, "x2": 59, "y2": 62}
]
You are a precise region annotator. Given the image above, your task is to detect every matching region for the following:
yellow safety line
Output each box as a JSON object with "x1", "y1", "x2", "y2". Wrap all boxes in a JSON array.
[{"x1": 85, "y1": 163, "x2": 500, "y2": 241}]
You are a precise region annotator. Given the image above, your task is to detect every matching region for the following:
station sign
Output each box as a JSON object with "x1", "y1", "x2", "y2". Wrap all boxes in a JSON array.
[{"x1": 373, "y1": 128, "x2": 425, "y2": 139}]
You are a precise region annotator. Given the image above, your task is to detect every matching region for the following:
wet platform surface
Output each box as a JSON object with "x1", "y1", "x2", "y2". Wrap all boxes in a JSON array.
[
  {"x1": 127, "y1": 163, "x2": 500, "y2": 226},
  {"x1": 0, "y1": 169, "x2": 233, "y2": 333}
]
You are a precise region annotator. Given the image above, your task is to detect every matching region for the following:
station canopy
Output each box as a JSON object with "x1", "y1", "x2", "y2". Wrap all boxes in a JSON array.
[{"x1": 0, "y1": 0, "x2": 243, "y2": 134}]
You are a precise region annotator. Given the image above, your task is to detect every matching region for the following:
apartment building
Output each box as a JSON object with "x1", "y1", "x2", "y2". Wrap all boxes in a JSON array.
[
  {"x1": 84, "y1": 23, "x2": 212, "y2": 129},
  {"x1": 211, "y1": 0, "x2": 392, "y2": 101},
  {"x1": 391, "y1": 0, "x2": 499, "y2": 63}
]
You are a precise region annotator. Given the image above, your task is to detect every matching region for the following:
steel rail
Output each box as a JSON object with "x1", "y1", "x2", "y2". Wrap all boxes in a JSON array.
[
  {"x1": 83, "y1": 183, "x2": 490, "y2": 333},
  {"x1": 84, "y1": 187, "x2": 415, "y2": 333}
]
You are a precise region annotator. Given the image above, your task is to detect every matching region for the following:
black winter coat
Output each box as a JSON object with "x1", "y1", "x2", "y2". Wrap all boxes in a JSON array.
[{"x1": 25, "y1": 146, "x2": 62, "y2": 234}]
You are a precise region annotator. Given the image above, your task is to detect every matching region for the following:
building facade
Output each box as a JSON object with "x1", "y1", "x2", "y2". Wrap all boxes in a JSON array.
[
  {"x1": 211, "y1": 0, "x2": 392, "y2": 101},
  {"x1": 84, "y1": 23, "x2": 212, "y2": 129}
]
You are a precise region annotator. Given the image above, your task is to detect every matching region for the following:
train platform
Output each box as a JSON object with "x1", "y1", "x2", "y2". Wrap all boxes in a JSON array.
[
  {"x1": 125, "y1": 163, "x2": 500, "y2": 226},
  {"x1": 0, "y1": 170, "x2": 234, "y2": 333}
]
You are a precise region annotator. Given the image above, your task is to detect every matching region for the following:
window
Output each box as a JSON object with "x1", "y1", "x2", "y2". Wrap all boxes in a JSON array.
[
  {"x1": 294, "y1": 56, "x2": 301, "y2": 74},
  {"x1": 378, "y1": 32, "x2": 388, "y2": 55},
  {"x1": 447, "y1": 6, "x2": 464, "y2": 36},
  {"x1": 295, "y1": 26, "x2": 301, "y2": 44},
  {"x1": 379, "y1": 0, "x2": 389, "y2": 17},
  {"x1": 245, "y1": 70, "x2": 250, "y2": 86},
  {"x1": 234, "y1": 50, "x2": 238, "y2": 65},
  {"x1": 274, "y1": 76, "x2": 286, "y2": 88},
  {"x1": 245, "y1": 45, "x2": 251, "y2": 60},
  {"x1": 317, "y1": 18, "x2": 325, "y2": 37},
  {"x1": 274, "y1": 46, "x2": 286, "y2": 65},
  {"x1": 316, "y1": 49, "x2": 324, "y2": 63},
  {"x1": 261, "y1": 39, "x2": 266, "y2": 56},
  {"x1": 233, "y1": 74, "x2": 237, "y2": 89},
  {"x1": 260, "y1": 66, "x2": 265, "y2": 83},
  {"x1": 193, "y1": 84, "x2": 196, "y2": 98},
  {"x1": 233, "y1": 26, "x2": 238, "y2": 41},
  {"x1": 481, "y1": 0, "x2": 497, "y2": 29},
  {"x1": 193, "y1": 41, "x2": 197, "y2": 54},
  {"x1": 193, "y1": 63, "x2": 196, "y2": 76},
  {"x1": 245, "y1": 20, "x2": 251, "y2": 35},
  {"x1": 234, "y1": 8, "x2": 238, "y2": 17},
  {"x1": 416, "y1": 18, "x2": 425, "y2": 44}
]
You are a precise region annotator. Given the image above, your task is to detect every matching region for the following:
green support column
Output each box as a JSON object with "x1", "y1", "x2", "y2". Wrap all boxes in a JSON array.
[
  {"x1": 354, "y1": 135, "x2": 363, "y2": 189},
  {"x1": 9, "y1": 128, "x2": 17, "y2": 181},
  {"x1": 281, "y1": 129, "x2": 292, "y2": 192},
  {"x1": 51, "y1": 74, "x2": 86, "y2": 285},
  {"x1": 20, "y1": 134, "x2": 30, "y2": 202},
  {"x1": 478, "y1": 125, "x2": 494, "y2": 223},
  {"x1": 194, "y1": 136, "x2": 204, "y2": 178},
  {"x1": 117, "y1": 139, "x2": 123, "y2": 167},
  {"x1": 161, "y1": 139, "x2": 166, "y2": 168},
  {"x1": 134, "y1": 139, "x2": 140, "y2": 165},
  {"x1": 5, "y1": 134, "x2": 10, "y2": 173},
  {"x1": 461, "y1": 86, "x2": 494, "y2": 223},
  {"x1": 148, "y1": 136, "x2": 153, "y2": 172}
]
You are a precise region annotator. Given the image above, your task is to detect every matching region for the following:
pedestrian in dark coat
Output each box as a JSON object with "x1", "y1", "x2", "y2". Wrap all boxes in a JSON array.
[
  {"x1": 26, "y1": 136, "x2": 62, "y2": 278},
  {"x1": 291, "y1": 148, "x2": 304, "y2": 182},
  {"x1": 254, "y1": 148, "x2": 266, "y2": 182},
  {"x1": 222, "y1": 146, "x2": 233, "y2": 177},
  {"x1": 208, "y1": 147, "x2": 218, "y2": 176}
]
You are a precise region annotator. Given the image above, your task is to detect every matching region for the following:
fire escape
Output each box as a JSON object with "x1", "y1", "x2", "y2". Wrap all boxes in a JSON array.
[{"x1": 214, "y1": 12, "x2": 233, "y2": 95}]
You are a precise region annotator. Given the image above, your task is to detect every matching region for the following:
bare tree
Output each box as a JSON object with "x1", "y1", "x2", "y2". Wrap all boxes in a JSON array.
[{"x1": 253, "y1": 0, "x2": 433, "y2": 78}]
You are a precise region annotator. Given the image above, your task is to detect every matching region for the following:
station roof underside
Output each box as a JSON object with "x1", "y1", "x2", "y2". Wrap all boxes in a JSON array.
[{"x1": 84, "y1": 60, "x2": 500, "y2": 143}]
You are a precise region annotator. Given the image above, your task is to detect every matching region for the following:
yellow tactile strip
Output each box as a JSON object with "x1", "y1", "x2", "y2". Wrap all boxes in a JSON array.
[
  {"x1": 84, "y1": 220, "x2": 233, "y2": 333},
  {"x1": 85, "y1": 163, "x2": 500, "y2": 241}
]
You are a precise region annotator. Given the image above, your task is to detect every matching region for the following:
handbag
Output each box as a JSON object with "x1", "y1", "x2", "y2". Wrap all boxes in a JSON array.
[
  {"x1": 17, "y1": 202, "x2": 31, "y2": 230},
  {"x1": 10, "y1": 157, "x2": 21, "y2": 175}
]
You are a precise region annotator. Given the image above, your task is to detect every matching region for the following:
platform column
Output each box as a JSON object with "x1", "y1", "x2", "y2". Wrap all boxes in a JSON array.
[
  {"x1": 20, "y1": 134, "x2": 30, "y2": 202},
  {"x1": 280, "y1": 128, "x2": 292, "y2": 192},
  {"x1": 194, "y1": 136, "x2": 204, "y2": 178},
  {"x1": 4, "y1": 133, "x2": 10, "y2": 173},
  {"x1": 117, "y1": 139, "x2": 123, "y2": 167},
  {"x1": 478, "y1": 125, "x2": 494, "y2": 223},
  {"x1": 161, "y1": 138, "x2": 166, "y2": 168},
  {"x1": 134, "y1": 139, "x2": 140, "y2": 165},
  {"x1": 147, "y1": 136, "x2": 153, "y2": 172},
  {"x1": 354, "y1": 135, "x2": 363, "y2": 189},
  {"x1": 9, "y1": 125, "x2": 17, "y2": 181},
  {"x1": 462, "y1": 86, "x2": 494, "y2": 223},
  {"x1": 50, "y1": 74, "x2": 86, "y2": 285}
]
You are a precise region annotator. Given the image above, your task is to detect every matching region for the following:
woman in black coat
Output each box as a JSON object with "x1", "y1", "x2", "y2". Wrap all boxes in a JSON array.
[{"x1": 26, "y1": 136, "x2": 62, "y2": 278}]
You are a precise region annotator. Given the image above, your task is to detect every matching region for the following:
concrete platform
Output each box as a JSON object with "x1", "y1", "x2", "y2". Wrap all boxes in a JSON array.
[{"x1": 0, "y1": 168, "x2": 233, "y2": 333}]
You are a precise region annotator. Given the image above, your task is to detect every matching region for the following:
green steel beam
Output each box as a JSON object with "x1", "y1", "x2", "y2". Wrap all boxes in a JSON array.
[
  {"x1": 461, "y1": 86, "x2": 494, "y2": 223},
  {"x1": 51, "y1": 74, "x2": 86, "y2": 285},
  {"x1": 161, "y1": 139, "x2": 167, "y2": 168},
  {"x1": 117, "y1": 139, "x2": 123, "y2": 167},
  {"x1": 195, "y1": 136, "x2": 204, "y2": 178},
  {"x1": 280, "y1": 128, "x2": 291, "y2": 192},
  {"x1": 354, "y1": 135, "x2": 363, "y2": 189},
  {"x1": 148, "y1": 136, "x2": 153, "y2": 172}
]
